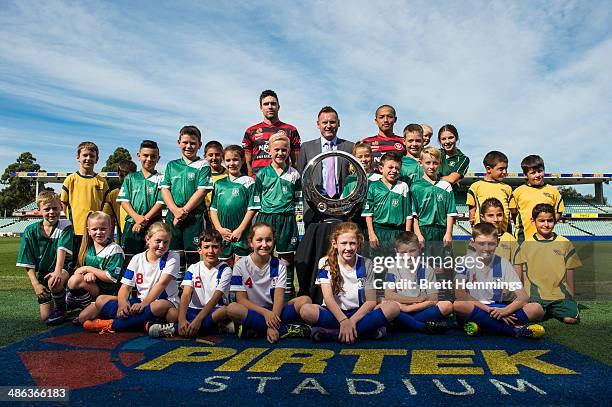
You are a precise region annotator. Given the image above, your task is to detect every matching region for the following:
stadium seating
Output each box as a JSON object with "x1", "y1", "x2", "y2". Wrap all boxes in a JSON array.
[
  {"x1": 0, "y1": 218, "x2": 40, "y2": 234},
  {"x1": 569, "y1": 220, "x2": 612, "y2": 236},
  {"x1": 15, "y1": 202, "x2": 38, "y2": 212},
  {"x1": 563, "y1": 197, "x2": 607, "y2": 214}
]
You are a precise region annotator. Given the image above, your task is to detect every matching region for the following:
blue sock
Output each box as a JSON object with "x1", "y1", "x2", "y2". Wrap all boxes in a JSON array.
[
  {"x1": 243, "y1": 310, "x2": 268, "y2": 334},
  {"x1": 467, "y1": 307, "x2": 515, "y2": 336},
  {"x1": 111, "y1": 305, "x2": 155, "y2": 332},
  {"x1": 280, "y1": 304, "x2": 299, "y2": 323},
  {"x1": 395, "y1": 311, "x2": 425, "y2": 331},
  {"x1": 411, "y1": 305, "x2": 443, "y2": 322},
  {"x1": 356, "y1": 308, "x2": 387, "y2": 336},
  {"x1": 316, "y1": 308, "x2": 340, "y2": 328},
  {"x1": 514, "y1": 309, "x2": 529, "y2": 325}
]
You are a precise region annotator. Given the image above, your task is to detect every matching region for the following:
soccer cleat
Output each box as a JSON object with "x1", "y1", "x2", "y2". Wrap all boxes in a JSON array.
[
  {"x1": 310, "y1": 327, "x2": 339, "y2": 342},
  {"x1": 464, "y1": 321, "x2": 480, "y2": 336},
  {"x1": 83, "y1": 319, "x2": 115, "y2": 334},
  {"x1": 280, "y1": 323, "x2": 311, "y2": 339},
  {"x1": 424, "y1": 321, "x2": 448, "y2": 335},
  {"x1": 219, "y1": 320, "x2": 235, "y2": 335},
  {"x1": 65, "y1": 291, "x2": 79, "y2": 310},
  {"x1": 45, "y1": 308, "x2": 66, "y2": 326},
  {"x1": 236, "y1": 324, "x2": 259, "y2": 339},
  {"x1": 515, "y1": 324, "x2": 545, "y2": 339},
  {"x1": 373, "y1": 326, "x2": 387, "y2": 340},
  {"x1": 148, "y1": 323, "x2": 176, "y2": 338}
]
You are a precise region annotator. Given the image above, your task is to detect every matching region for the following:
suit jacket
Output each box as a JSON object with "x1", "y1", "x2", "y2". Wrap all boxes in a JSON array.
[{"x1": 297, "y1": 137, "x2": 355, "y2": 226}]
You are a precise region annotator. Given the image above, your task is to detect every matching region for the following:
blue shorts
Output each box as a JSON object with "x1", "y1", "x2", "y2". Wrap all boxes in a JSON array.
[
  {"x1": 100, "y1": 298, "x2": 141, "y2": 319},
  {"x1": 406, "y1": 304, "x2": 443, "y2": 322},
  {"x1": 186, "y1": 306, "x2": 220, "y2": 334}
]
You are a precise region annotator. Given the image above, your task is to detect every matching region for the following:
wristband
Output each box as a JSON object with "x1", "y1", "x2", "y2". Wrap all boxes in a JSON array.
[{"x1": 339, "y1": 317, "x2": 349, "y2": 323}]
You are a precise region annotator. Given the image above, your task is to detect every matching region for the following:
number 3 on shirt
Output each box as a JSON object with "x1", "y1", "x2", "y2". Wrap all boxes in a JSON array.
[
  {"x1": 136, "y1": 273, "x2": 144, "y2": 284},
  {"x1": 245, "y1": 277, "x2": 253, "y2": 288}
]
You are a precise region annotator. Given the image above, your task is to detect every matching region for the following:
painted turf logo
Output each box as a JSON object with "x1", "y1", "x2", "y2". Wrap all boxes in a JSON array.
[{"x1": 136, "y1": 346, "x2": 577, "y2": 397}]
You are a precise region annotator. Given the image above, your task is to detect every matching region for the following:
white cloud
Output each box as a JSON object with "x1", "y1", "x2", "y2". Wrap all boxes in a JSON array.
[{"x1": 0, "y1": 0, "x2": 610, "y2": 197}]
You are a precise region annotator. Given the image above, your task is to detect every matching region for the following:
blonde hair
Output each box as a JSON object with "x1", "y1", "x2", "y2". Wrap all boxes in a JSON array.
[
  {"x1": 421, "y1": 124, "x2": 433, "y2": 134},
  {"x1": 78, "y1": 211, "x2": 112, "y2": 267},
  {"x1": 36, "y1": 191, "x2": 60, "y2": 208},
  {"x1": 268, "y1": 132, "x2": 290, "y2": 146},
  {"x1": 145, "y1": 221, "x2": 172, "y2": 240},
  {"x1": 420, "y1": 146, "x2": 440, "y2": 161},
  {"x1": 325, "y1": 222, "x2": 364, "y2": 296},
  {"x1": 349, "y1": 141, "x2": 372, "y2": 174}
]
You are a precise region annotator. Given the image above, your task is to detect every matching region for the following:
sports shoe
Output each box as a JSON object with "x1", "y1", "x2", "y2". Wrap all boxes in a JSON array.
[
  {"x1": 280, "y1": 323, "x2": 311, "y2": 339},
  {"x1": 464, "y1": 321, "x2": 480, "y2": 336},
  {"x1": 65, "y1": 291, "x2": 79, "y2": 311},
  {"x1": 45, "y1": 308, "x2": 66, "y2": 326},
  {"x1": 220, "y1": 320, "x2": 235, "y2": 334},
  {"x1": 236, "y1": 324, "x2": 259, "y2": 339},
  {"x1": 148, "y1": 323, "x2": 176, "y2": 338},
  {"x1": 515, "y1": 324, "x2": 545, "y2": 339},
  {"x1": 310, "y1": 327, "x2": 339, "y2": 342},
  {"x1": 424, "y1": 321, "x2": 448, "y2": 335},
  {"x1": 83, "y1": 319, "x2": 114, "y2": 334},
  {"x1": 372, "y1": 326, "x2": 387, "y2": 340}
]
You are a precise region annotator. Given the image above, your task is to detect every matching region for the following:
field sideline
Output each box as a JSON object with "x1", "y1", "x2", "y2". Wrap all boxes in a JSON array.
[{"x1": 1, "y1": 237, "x2": 611, "y2": 366}]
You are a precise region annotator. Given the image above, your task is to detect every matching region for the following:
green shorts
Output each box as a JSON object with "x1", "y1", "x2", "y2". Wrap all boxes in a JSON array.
[
  {"x1": 121, "y1": 221, "x2": 147, "y2": 255},
  {"x1": 220, "y1": 239, "x2": 251, "y2": 260},
  {"x1": 257, "y1": 212, "x2": 298, "y2": 254},
  {"x1": 420, "y1": 225, "x2": 452, "y2": 260},
  {"x1": 371, "y1": 223, "x2": 402, "y2": 257},
  {"x1": 539, "y1": 299, "x2": 579, "y2": 321},
  {"x1": 166, "y1": 211, "x2": 204, "y2": 264}
]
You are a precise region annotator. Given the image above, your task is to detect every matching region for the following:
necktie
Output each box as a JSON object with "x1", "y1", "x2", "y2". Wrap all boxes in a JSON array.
[{"x1": 325, "y1": 141, "x2": 336, "y2": 197}]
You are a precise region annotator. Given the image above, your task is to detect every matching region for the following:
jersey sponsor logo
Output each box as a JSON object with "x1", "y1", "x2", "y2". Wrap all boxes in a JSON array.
[
  {"x1": 394, "y1": 143, "x2": 403, "y2": 150},
  {"x1": 147, "y1": 186, "x2": 155, "y2": 195},
  {"x1": 553, "y1": 249, "x2": 563, "y2": 256},
  {"x1": 282, "y1": 185, "x2": 288, "y2": 193},
  {"x1": 437, "y1": 193, "x2": 444, "y2": 202},
  {"x1": 256, "y1": 127, "x2": 263, "y2": 133},
  {"x1": 391, "y1": 198, "x2": 399, "y2": 207},
  {"x1": 357, "y1": 277, "x2": 366, "y2": 289},
  {"x1": 188, "y1": 173, "x2": 196, "y2": 180},
  {"x1": 543, "y1": 192, "x2": 554, "y2": 199},
  {"x1": 271, "y1": 276, "x2": 279, "y2": 288},
  {"x1": 262, "y1": 142, "x2": 270, "y2": 153},
  {"x1": 232, "y1": 188, "x2": 240, "y2": 196},
  {"x1": 449, "y1": 161, "x2": 456, "y2": 167}
]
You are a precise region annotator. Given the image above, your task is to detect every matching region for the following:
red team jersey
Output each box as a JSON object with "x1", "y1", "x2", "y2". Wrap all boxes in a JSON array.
[
  {"x1": 361, "y1": 134, "x2": 407, "y2": 164},
  {"x1": 242, "y1": 121, "x2": 301, "y2": 174}
]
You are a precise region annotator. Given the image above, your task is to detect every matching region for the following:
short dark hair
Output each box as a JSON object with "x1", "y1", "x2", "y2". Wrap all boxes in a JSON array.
[
  {"x1": 199, "y1": 228, "x2": 222, "y2": 245},
  {"x1": 179, "y1": 125, "x2": 202, "y2": 143},
  {"x1": 205, "y1": 140, "x2": 223, "y2": 153},
  {"x1": 480, "y1": 198, "x2": 504, "y2": 215},
  {"x1": 403, "y1": 123, "x2": 424, "y2": 137},
  {"x1": 532, "y1": 203, "x2": 556, "y2": 221},
  {"x1": 259, "y1": 89, "x2": 278, "y2": 105},
  {"x1": 395, "y1": 231, "x2": 420, "y2": 247},
  {"x1": 438, "y1": 124, "x2": 459, "y2": 142},
  {"x1": 375, "y1": 104, "x2": 396, "y2": 117},
  {"x1": 472, "y1": 222, "x2": 498, "y2": 239},
  {"x1": 117, "y1": 160, "x2": 137, "y2": 174},
  {"x1": 380, "y1": 151, "x2": 402, "y2": 165},
  {"x1": 140, "y1": 140, "x2": 159, "y2": 151},
  {"x1": 483, "y1": 151, "x2": 508, "y2": 168},
  {"x1": 521, "y1": 155, "x2": 545, "y2": 174},
  {"x1": 318, "y1": 106, "x2": 338, "y2": 119}
]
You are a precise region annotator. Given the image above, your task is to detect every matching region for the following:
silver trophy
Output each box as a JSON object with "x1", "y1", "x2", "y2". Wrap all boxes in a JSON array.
[{"x1": 302, "y1": 150, "x2": 368, "y2": 218}]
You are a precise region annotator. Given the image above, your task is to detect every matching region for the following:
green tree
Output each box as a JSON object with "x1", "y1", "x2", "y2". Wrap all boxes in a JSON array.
[
  {"x1": 0, "y1": 152, "x2": 43, "y2": 214},
  {"x1": 102, "y1": 147, "x2": 133, "y2": 189},
  {"x1": 102, "y1": 147, "x2": 132, "y2": 172}
]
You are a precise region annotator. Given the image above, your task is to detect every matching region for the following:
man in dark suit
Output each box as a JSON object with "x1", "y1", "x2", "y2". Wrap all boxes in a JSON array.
[{"x1": 297, "y1": 106, "x2": 355, "y2": 228}]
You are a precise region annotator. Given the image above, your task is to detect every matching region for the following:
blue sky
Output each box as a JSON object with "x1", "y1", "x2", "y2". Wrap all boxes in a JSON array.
[{"x1": 0, "y1": 0, "x2": 610, "y2": 196}]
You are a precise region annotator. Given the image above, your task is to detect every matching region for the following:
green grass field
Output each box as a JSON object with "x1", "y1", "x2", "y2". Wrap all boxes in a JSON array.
[{"x1": 1, "y1": 237, "x2": 611, "y2": 365}]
